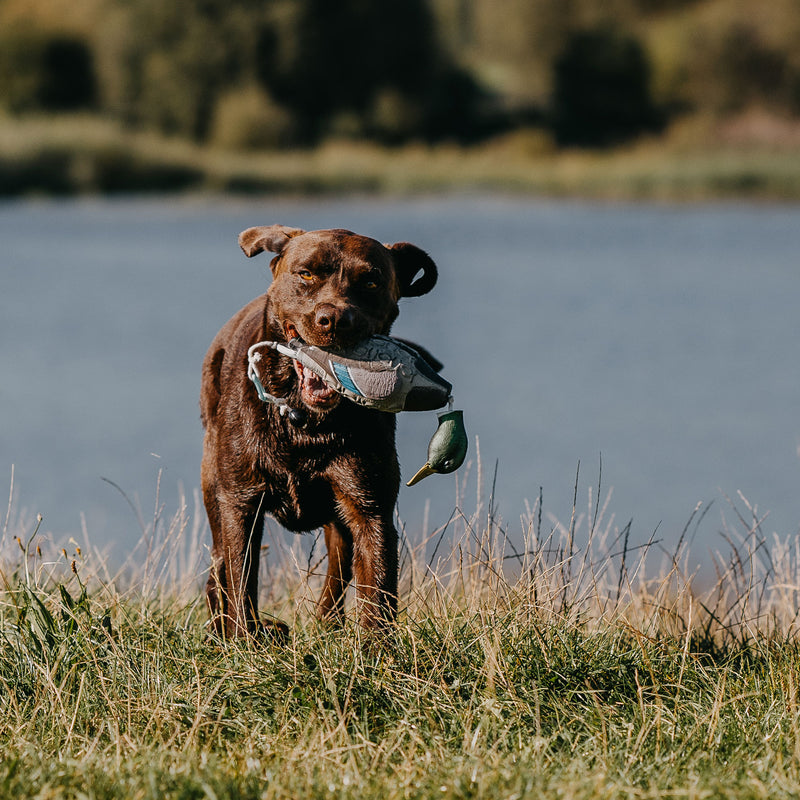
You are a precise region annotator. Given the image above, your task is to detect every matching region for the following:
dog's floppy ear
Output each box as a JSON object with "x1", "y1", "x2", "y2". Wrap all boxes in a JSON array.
[
  {"x1": 239, "y1": 225, "x2": 305, "y2": 258},
  {"x1": 389, "y1": 242, "x2": 438, "y2": 297}
]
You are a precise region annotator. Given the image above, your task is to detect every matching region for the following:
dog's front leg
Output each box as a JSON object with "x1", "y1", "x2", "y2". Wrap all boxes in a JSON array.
[
  {"x1": 214, "y1": 495, "x2": 265, "y2": 637},
  {"x1": 318, "y1": 520, "x2": 353, "y2": 624},
  {"x1": 354, "y1": 517, "x2": 399, "y2": 630},
  {"x1": 333, "y1": 492, "x2": 399, "y2": 629}
]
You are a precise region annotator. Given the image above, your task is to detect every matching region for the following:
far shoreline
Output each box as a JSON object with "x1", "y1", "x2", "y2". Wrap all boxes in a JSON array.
[{"x1": 3, "y1": 114, "x2": 800, "y2": 203}]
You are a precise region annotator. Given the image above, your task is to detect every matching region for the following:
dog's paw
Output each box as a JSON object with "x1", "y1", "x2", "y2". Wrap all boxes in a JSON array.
[
  {"x1": 203, "y1": 615, "x2": 290, "y2": 645},
  {"x1": 259, "y1": 618, "x2": 290, "y2": 645}
]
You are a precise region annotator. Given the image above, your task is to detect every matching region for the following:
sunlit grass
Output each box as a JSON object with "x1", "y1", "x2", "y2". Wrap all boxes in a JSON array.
[{"x1": 2, "y1": 460, "x2": 800, "y2": 799}]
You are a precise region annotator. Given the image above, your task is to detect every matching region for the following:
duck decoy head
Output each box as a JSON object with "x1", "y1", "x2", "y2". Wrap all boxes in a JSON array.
[{"x1": 407, "y1": 410, "x2": 468, "y2": 486}]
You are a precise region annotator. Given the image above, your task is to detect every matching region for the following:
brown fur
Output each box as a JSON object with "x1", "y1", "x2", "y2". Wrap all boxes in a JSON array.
[{"x1": 200, "y1": 225, "x2": 438, "y2": 637}]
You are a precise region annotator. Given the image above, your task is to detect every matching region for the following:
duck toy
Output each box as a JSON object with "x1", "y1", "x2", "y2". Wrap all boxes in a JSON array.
[
  {"x1": 406, "y1": 409, "x2": 468, "y2": 486},
  {"x1": 247, "y1": 335, "x2": 467, "y2": 485}
]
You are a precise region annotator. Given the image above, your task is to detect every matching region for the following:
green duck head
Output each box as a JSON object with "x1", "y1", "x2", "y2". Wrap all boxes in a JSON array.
[{"x1": 407, "y1": 410, "x2": 468, "y2": 486}]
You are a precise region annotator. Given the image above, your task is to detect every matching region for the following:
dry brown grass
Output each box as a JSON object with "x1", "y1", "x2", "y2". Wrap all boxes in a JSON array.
[{"x1": 2, "y1": 460, "x2": 800, "y2": 798}]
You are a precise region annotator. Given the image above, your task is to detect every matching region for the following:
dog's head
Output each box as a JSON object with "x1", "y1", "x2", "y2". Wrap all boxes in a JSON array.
[{"x1": 239, "y1": 224, "x2": 438, "y2": 410}]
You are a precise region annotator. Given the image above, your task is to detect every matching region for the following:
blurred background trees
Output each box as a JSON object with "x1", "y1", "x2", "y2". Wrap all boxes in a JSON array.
[
  {"x1": 0, "y1": 28, "x2": 96, "y2": 113},
  {"x1": 551, "y1": 28, "x2": 662, "y2": 146},
  {"x1": 1, "y1": 0, "x2": 799, "y2": 150}
]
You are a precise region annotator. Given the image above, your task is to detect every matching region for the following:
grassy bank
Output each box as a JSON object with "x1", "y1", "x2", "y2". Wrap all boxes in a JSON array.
[
  {"x1": 2, "y1": 484, "x2": 800, "y2": 799},
  {"x1": 3, "y1": 114, "x2": 800, "y2": 201}
]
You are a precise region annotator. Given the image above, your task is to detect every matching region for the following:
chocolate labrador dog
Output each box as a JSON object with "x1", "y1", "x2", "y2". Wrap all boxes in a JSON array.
[{"x1": 200, "y1": 225, "x2": 438, "y2": 638}]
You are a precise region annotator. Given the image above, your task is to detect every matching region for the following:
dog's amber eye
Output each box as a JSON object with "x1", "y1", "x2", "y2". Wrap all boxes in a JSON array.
[
  {"x1": 364, "y1": 280, "x2": 378, "y2": 290},
  {"x1": 297, "y1": 270, "x2": 313, "y2": 282}
]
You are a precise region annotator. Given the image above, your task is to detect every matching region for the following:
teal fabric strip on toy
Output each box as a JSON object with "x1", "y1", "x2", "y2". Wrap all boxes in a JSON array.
[{"x1": 332, "y1": 362, "x2": 362, "y2": 396}]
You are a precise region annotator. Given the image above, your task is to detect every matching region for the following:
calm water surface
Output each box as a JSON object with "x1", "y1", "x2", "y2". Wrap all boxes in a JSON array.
[{"x1": 2, "y1": 196, "x2": 799, "y2": 569}]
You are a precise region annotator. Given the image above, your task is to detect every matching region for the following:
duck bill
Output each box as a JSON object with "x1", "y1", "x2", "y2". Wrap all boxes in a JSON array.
[{"x1": 406, "y1": 462, "x2": 436, "y2": 487}]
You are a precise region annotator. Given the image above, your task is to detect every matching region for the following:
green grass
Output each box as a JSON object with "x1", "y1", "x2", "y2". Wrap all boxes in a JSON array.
[
  {"x1": 4, "y1": 113, "x2": 800, "y2": 200},
  {"x1": 2, "y1": 482, "x2": 800, "y2": 800}
]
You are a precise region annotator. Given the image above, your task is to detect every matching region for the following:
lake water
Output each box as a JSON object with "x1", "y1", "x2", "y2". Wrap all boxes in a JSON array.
[{"x1": 1, "y1": 195, "x2": 799, "y2": 572}]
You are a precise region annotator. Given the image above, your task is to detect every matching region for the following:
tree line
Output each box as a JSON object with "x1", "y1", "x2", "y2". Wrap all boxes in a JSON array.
[{"x1": 1, "y1": 0, "x2": 799, "y2": 149}]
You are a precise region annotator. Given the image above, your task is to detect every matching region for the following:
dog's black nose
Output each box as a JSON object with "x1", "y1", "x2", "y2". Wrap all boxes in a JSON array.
[{"x1": 314, "y1": 304, "x2": 354, "y2": 333}]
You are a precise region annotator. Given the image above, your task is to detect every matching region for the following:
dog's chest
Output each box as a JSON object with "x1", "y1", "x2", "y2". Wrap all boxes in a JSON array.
[{"x1": 268, "y1": 466, "x2": 336, "y2": 531}]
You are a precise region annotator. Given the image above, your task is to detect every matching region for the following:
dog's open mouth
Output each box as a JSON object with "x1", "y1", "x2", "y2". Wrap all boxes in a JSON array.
[
  {"x1": 284, "y1": 321, "x2": 340, "y2": 410},
  {"x1": 293, "y1": 360, "x2": 339, "y2": 409}
]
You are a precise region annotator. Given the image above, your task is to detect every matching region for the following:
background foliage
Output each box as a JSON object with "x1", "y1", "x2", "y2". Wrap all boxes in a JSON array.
[{"x1": 2, "y1": 0, "x2": 800, "y2": 151}]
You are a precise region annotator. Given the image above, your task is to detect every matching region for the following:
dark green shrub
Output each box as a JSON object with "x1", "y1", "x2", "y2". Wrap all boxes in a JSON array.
[
  {"x1": 255, "y1": 0, "x2": 438, "y2": 141},
  {"x1": 0, "y1": 29, "x2": 96, "y2": 113},
  {"x1": 552, "y1": 28, "x2": 662, "y2": 147},
  {"x1": 254, "y1": 0, "x2": 485, "y2": 145}
]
